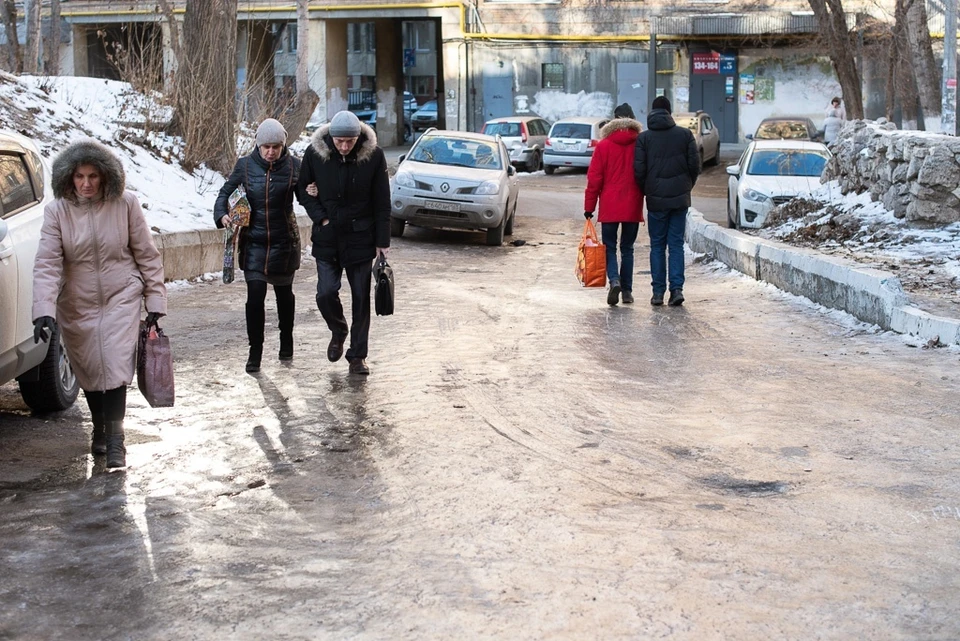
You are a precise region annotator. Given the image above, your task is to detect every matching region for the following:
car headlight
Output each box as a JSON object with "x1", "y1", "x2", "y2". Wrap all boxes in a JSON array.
[
  {"x1": 394, "y1": 171, "x2": 415, "y2": 188},
  {"x1": 475, "y1": 180, "x2": 500, "y2": 195},
  {"x1": 743, "y1": 188, "x2": 771, "y2": 203}
]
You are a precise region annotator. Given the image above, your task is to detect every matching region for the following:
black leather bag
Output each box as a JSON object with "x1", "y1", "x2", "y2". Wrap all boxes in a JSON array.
[{"x1": 374, "y1": 253, "x2": 394, "y2": 316}]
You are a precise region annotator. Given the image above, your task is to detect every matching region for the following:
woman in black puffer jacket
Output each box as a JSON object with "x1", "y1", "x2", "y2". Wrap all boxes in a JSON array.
[{"x1": 214, "y1": 119, "x2": 304, "y2": 372}]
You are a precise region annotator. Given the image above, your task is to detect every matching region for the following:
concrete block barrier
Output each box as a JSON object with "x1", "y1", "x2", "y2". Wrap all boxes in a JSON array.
[
  {"x1": 155, "y1": 215, "x2": 315, "y2": 282},
  {"x1": 687, "y1": 210, "x2": 960, "y2": 345}
]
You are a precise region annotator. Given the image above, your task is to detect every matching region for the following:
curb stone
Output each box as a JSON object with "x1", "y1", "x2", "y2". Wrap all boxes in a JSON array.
[{"x1": 686, "y1": 210, "x2": 960, "y2": 346}]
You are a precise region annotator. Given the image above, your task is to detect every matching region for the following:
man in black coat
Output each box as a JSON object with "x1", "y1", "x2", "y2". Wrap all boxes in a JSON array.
[
  {"x1": 298, "y1": 110, "x2": 391, "y2": 375},
  {"x1": 633, "y1": 96, "x2": 701, "y2": 306}
]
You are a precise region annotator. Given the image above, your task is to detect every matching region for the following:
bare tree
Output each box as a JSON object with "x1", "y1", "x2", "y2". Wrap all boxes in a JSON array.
[
  {"x1": 903, "y1": 0, "x2": 940, "y2": 121},
  {"x1": 175, "y1": 0, "x2": 239, "y2": 173},
  {"x1": 24, "y1": 0, "x2": 40, "y2": 73},
  {"x1": 156, "y1": 0, "x2": 182, "y2": 66},
  {"x1": 278, "y1": 0, "x2": 319, "y2": 139},
  {"x1": 43, "y1": 0, "x2": 61, "y2": 75},
  {"x1": 889, "y1": 0, "x2": 921, "y2": 126},
  {"x1": 0, "y1": 0, "x2": 22, "y2": 72},
  {"x1": 807, "y1": 0, "x2": 865, "y2": 119}
]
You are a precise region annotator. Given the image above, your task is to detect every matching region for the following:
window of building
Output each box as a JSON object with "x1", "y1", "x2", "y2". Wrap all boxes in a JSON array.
[
  {"x1": 403, "y1": 21, "x2": 435, "y2": 52},
  {"x1": 348, "y1": 23, "x2": 375, "y2": 53},
  {"x1": 542, "y1": 63, "x2": 564, "y2": 89},
  {"x1": 409, "y1": 75, "x2": 435, "y2": 97}
]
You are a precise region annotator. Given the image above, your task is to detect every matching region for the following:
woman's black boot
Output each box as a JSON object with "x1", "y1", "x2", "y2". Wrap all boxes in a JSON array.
[
  {"x1": 91, "y1": 416, "x2": 107, "y2": 455},
  {"x1": 105, "y1": 421, "x2": 126, "y2": 469},
  {"x1": 277, "y1": 293, "x2": 295, "y2": 361},
  {"x1": 245, "y1": 302, "x2": 265, "y2": 372}
]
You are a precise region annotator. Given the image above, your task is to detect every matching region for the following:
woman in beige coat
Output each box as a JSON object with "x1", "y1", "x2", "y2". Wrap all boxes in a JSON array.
[{"x1": 32, "y1": 139, "x2": 166, "y2": 470}]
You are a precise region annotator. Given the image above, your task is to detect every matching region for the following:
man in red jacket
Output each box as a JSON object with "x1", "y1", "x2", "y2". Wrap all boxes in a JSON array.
[{"x1": 584, "y1": 103, "x2": 645, "y2": 306}]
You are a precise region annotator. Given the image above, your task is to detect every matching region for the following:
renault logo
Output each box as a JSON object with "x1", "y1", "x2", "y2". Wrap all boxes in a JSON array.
[{"x1": 440, "y1": 182, "x2": 450, "y2": 193}]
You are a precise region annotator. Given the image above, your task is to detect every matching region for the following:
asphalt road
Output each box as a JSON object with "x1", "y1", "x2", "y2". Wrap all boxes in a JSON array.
[{"x1": 2, "y1": 177, "x2": 959, "y2": 640}]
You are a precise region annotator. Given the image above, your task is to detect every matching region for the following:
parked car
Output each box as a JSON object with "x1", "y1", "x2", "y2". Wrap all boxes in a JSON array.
[
  {"x1": 726, "y1": 139, "x2": 831, "y2": 229},
  {"x1": 0, "y1": 130, "x2": 80, "y2": 412},
  {"x1": 403, "y1": 91, "x2": 418, "y2": 115},
  {"x1": 412, "y1": 100, "x2": 439, "y2": 132},
  {"x1": 350, "y1": 108, "x2": 414, "y2": 143},
  {"x1": 480, "y1": 116, "x2": 551, "y2": 172},
  {"x1": 748, "y1": 116, "x2": 822, "y2": 142},
  {"x1": 390, "y1": 129, "x2": 520, "y2": 246},
  {"x1": 542, "y1": 117, "x2": 609, "y2": 175},
  {"x1": 674, "y1": 110, "x2": 721, "y2": 169}
]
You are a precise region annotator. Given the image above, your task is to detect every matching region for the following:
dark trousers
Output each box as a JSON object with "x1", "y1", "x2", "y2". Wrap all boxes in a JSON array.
[
  {"x1": 647, "y1": 208, "x2": 688, "y2": 294},
  {"x1": 246, "y1": 280, "x2": 295, "y2": 347},
  {"x1": 85, "y1": 386, "x2": 127, "y2": 423},
  {"x1": 315, "y1": 258, "x2": 373, "y2": 361}
]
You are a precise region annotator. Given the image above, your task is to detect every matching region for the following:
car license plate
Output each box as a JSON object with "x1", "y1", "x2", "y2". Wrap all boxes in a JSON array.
[
  {"x1": 426, "y1": 200, "x2": 460, "y2": 213},
  {"x1": 554, "y1": 142, "x2": 567, "y2": 151}
]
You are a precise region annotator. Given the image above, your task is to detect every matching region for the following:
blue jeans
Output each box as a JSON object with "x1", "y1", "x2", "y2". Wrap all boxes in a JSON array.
[
  {"x1": 601, "y1": 222, "x2": 640, "y2": 292},
  {"x1": 647, "y1": 208, "x2": 687, "y2": 294}
]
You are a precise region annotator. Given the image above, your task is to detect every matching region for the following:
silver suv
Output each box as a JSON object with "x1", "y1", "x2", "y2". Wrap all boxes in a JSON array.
[
  {"x1": 480, "y1": 116, "x2": 551, "y2": 172},
  {"x1": 0, "y1": 130, "x2": 79, "y2": 412}
]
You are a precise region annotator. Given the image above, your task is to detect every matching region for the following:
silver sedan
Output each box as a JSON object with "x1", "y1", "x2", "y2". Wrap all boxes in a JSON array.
[{"x1": 390, "y1": 130, "x2": 521, "y2": 246}]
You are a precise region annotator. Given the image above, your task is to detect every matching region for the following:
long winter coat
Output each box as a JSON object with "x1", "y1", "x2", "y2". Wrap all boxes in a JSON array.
[
  {"x1": 584, "y1": 118, "x2": 645, "y2": 223},
  {"x1": 33, "y1": 140, "x2": 166, "y2": 392},
  {"x1": 823, "y1": 105, "x2": 846, "y2": 144},
  {"x1": 633, "y1": 109, "x2": 701, "y2": 212},
  {"x1": 297, "y1": 122, "x2": 390, "y2": 266},
  {"x1": 213, "y1": 146, "x2": 302, "y2": 275}
]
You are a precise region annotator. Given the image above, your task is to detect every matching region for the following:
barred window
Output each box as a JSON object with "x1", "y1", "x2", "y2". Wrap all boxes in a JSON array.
[{"x1": 542, "y1": 63, "x2": 564, "y2": 89}]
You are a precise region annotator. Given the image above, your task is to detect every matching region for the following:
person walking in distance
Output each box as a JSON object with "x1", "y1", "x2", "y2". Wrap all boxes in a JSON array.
[
  {"x1": 823, "y1": 96, "x2": 846, "y2": 144},
  {"x1": 633, "y1": 96, "x2": 700, "y2": 306},
  {"x1": 214, "y1": 118, "x2": 303, "y2": 373},
  {"x1": 32, "y1": 139, "x2": 167, "y2": 469},
  {"x1": 298, "y1": 111, "x2": 390, "y2": 375},
  {"x1": 583, "y1": 102, "x2": 645, "y2": 306}
]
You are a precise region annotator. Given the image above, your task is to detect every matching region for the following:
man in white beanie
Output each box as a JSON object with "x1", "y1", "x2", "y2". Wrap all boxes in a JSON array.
[{"x1": 298, "y1": 110, "x2": 390, "y2": 375}]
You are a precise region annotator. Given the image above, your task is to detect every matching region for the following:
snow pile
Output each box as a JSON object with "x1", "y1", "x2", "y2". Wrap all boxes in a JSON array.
[
  {"x1": 0, "y1": 72, "x2": 225, "y2": 232},
  {"x1": 530, "y1": 90, "x2": 614, "y2": 121}
]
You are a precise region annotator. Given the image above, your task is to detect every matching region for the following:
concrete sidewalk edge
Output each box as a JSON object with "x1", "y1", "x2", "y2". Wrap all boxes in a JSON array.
[{"x1": 686, "y1": 210, "x2": 960, "y2": 346}]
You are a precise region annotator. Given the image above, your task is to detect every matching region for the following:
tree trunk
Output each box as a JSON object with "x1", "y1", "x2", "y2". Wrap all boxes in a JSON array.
[
  {"x1": 24, "y1": 0, "x2": 40, "y2": 73},
  {"x1": 279, "y1": 0, "x2": 320, "y2": 141},
  {"x1": 176, "y1": 0, "x2": 238, "y2": 174},
  {"x1": 904, "y1": 0, "x2": 941, "y2": 121},
  {"x1": 893, "y1": 0, "x2": 920, "y2": 128},
  {"x1": 0, "y1": 0, "x2": 22, "y2": 72},
  {"x1": 156, "y1": 0, "x2": 182, "y2": 66},
  {"x1": 43, "y1": 0, "x2": 60, "y2": 75},
  {"x1": 807, "y1": 0, "x2": 864, "y2": 119}
]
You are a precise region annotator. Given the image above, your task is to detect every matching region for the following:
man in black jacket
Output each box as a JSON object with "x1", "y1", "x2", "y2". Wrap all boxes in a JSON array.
[
  {"x1": 633, "y1": 96, "x2": 701, "y2": 306},
  {"x1": 298, "y1": 110, "x2": 391, "y2": 375}
]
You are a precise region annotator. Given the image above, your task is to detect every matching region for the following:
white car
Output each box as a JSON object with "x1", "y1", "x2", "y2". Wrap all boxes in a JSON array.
[
  {"x1": 390, "y1": 129, "x2": 520, "y2": 246},
  {"x1": 726, "y1": 139, "x2": 831, "y2": 229},
  {"x1": 543, "y1": 116, "x2": 609, "y2": 175},
  {"x1": 480, "y1": 116, "x2": 551, "y2": 172},
  {"x1": 0, "y1": 130, "x2": 80, "y2": 412}
]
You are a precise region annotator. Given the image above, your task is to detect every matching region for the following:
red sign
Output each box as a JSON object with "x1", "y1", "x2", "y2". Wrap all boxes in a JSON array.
[{"x1": 693, "y1": 52, "x2": 720, "y2": 74}]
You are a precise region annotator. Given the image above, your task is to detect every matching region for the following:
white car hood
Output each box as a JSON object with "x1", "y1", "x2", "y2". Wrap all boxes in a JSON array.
[
  {"x1": 401, "y1": 160, "x2": 504, "y2": 183},
  {"x1": 744, "y1": 174, "x2": 822, "y2": 197}
]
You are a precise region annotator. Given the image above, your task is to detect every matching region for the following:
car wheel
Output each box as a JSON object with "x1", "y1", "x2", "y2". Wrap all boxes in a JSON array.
[
  {"x1": 390, "y1": 217, "x2": 406, "y2": 237},
  {"x1": 527, "y1": 150, "x2": 542, "y2": 173},
  {"x1": 18, "y1": 323, "x2": 79, "y2": 413},
  {"x1": 544, "y1": 164, "x2": 556, "y2": 175},
  {"x1": 707, "y1": 145, "x2": 720, "y2": 166},
  {"x1": 505, "y1": 200, "x2": 516, "y2": 236},
  {"x1": 486, "y1": 217, "x2": 506, "y2": 246}
]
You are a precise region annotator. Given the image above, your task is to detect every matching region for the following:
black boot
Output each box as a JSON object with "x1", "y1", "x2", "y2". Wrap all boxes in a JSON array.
[
  {"x1": 105, "y1": 421, "x2": 126, "y2": 469},
  {"x1": 245, "y1": 302, "x2": 265, "y2": 373},
  {"x1": 277, "y1": 293, "x2": 295, "y2": 361},
  {"x1": 91, "y1": 415, "x2": 107, "y2": 455}
]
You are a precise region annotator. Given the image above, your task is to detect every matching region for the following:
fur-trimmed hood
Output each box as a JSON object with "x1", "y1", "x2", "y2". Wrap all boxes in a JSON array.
[
  {"x1": 51, "y1": 138, "x2": 126, "y2": 201},
  {"x1": 309, "y1": 121, "x2": 379, "y2": 163},
  {"x1": 600, "y1": 117, "x2": 642, "y2": 140}
]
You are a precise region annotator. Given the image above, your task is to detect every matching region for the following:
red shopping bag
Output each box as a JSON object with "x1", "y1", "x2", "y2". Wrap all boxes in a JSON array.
[{"x1": 575, "y1": 219, "x2": 606, "y2": 288}]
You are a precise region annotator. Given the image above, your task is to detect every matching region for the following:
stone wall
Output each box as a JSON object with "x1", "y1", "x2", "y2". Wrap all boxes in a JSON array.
[{"x1": 822, "y1": 120, "x2": 960, "y2": 225}]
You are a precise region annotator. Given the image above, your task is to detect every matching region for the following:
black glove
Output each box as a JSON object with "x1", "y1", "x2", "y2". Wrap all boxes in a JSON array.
[
  {"x1": 145, "y1": 311, "x2": 164, "y2": 328},
  {"x1": 33, "y1": 316, "x2": 55, "y2": 344},
  {"x1": 584, "y1": 211, "x2": 594, "y2": 220}
]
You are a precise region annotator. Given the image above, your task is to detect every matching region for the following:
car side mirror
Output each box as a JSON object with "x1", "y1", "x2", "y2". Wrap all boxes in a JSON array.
[
  {"x1": 0, "y1": 218, "x2": 7, "y2": 244},
  {"x1": 726, "y1": 165, "x2": 740, "y2": 176},
  {"x1": 508, "y1": 165, "x2": 516, "y2": 176},
  {"x1": 398, "y1": 154, "x2": 406, "y2": 163},
  {"x1": 745, "y1": 134, "x2": 754, "y2": 140}
]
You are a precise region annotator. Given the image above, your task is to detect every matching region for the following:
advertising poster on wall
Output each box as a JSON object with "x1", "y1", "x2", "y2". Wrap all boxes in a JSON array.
[
  {"x1": 755, "y1": 77, "x2": 775, "y2": 102},
  {"x1": 739, "y1": 74, "x2": 755, "y2": 104}
]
